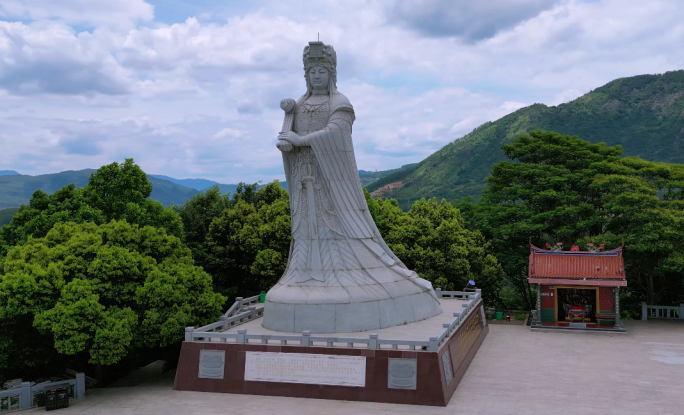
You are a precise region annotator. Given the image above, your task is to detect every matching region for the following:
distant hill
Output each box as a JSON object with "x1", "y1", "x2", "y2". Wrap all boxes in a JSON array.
[
  {"x1": 0, "y1": 169, "x2": 297, "y2": 210},
  {"x1": 0, "y1": 207, "x2": 19, "y2": 227},
  {"x1": 153, "y1": 171, "x2": 387, "y2": 191},
  {"x1": 0, "y1": 163, "x2": 410, "y2": 212},
  {"x1": 367, "y1": 70, "x2": 684, "y2": 208},
  {"x1": 149, "y1": 175, "x2": 220, "y2": 191},
  {"x1": 358, "y1": 164, "x2": 417, "y2": 187},
  {"x1": 0, "y1": 169, "x2": 201, "y2": 210}
]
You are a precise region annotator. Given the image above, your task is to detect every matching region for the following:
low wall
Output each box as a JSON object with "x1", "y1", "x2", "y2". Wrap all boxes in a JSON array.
[{"x1": 174, "y1": 300, "x2": 488, "y2": 406}]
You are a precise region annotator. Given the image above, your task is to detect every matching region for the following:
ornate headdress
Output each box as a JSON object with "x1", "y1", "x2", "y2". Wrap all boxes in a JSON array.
[{"x1": 303, "y1": 41, "x2": 337, "y2": 77}]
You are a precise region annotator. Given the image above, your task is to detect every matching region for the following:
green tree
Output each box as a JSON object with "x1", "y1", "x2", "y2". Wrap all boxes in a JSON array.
[
  {"x1": 365, "y1": 190, "x2": 504, "y2": 302},
  {"x1": 175, "y1": 186, "x2": 231, "y2": 273},
  {"x1": 85, "y1": 158, "x2": 152, "y2": 219},
  {"x1": 0, "y1": 159, "x2": 182, "y2": 257},
  {"x1": 0, "y1": 221, "x2": 225, "y2": 379},
  {"x1": 177, "y1": 181, "x2": 291, "y2": 299},
  {"x1": 584, "y1": 158, "x2": 684, "y2": 306},
  {"x1": 458, "y1": 130, "x2": 684, "y2": 310},
  {"x1": 178, "y1": 181, "x2": 502, "y2": 304}
]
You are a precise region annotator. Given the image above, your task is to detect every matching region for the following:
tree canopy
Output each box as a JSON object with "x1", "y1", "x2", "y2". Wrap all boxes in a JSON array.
[
  {"x1": 0, "y1": 159, "x2": 182, "y2": 258},
  {"x1": 177, "y1": 181, "x2": 291, "y2": 300},
  {"x1": 458, "y1": 130, "x2": 684, "y2": 311},
  {"x1": 365, "y1": 191, "x2": 504, "y2": 302},
  {"x1": 0, "y1": 160, "x2": 223, "y2": 382},
  {"x1": 176, "y1": 181, "x2": 503, "y2": 304}
]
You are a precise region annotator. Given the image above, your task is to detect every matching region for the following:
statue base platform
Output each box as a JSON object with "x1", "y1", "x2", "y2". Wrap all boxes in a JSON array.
[
  {"x1": 262, "y1": 289, "x2": 443, "y2": 333},
  {"x1": 174, "y1": 298, "x2": 488, "y2": 406}
]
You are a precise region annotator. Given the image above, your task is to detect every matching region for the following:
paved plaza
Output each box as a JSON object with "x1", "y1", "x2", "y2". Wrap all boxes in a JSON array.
[{"x1": 28, "y1": 320, "x2": 684, "y2": 415}]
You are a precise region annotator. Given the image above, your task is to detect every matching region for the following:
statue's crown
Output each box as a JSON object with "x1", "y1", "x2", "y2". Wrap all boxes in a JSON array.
[{"x1": 303, "y1": 41, "x2": 336, "y2": 73}]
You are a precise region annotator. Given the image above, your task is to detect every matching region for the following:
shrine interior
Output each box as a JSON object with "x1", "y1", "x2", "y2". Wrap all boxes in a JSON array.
[{"x1": 556, "y1": 288, "x2": 597, "y2": 323}]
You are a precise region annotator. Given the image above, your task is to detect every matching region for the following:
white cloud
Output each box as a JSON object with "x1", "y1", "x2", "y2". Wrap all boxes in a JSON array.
[
  {"x1": 500, "y1": 102, "x2": 527, "y2": 112},
  {"x1": 0, "y1": 21, "x2": 134, "y2": 96},
  {"x1": 0, "y1": 0, "x2": 153, "y2": 28},
  {"x1": 0, "y1": 0, "x2": 683, "y2": 183},
  {"x1": 551, "y1": 90, "x2": 583, "y2": 106},
  {"x1": 384, "y1": 0, "x2": 561, "y2": 42},
  {"x1": 450, "y1": 116, "x2": 478, "y2": 134},
  {"x1": 214, "y1": 128, "x2": 243, "y2": 138}
]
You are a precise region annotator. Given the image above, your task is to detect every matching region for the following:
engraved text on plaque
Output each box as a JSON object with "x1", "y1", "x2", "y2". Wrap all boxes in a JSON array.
[{"x1": 244, "y1": 352, "x2": 366, "y2": 387}]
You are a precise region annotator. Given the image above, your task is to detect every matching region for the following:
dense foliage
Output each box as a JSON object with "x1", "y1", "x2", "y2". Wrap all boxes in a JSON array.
[
  {"x1": 0, "y1": 159, "x2": 182, "y2": 258},
  {"x1": 368, "y1": 70, "x2": 684, "y2": 207},
  {"x1": 365, "y1": 191, "x2": 504, "y2": 301},
  {"x1": 177, "y1": 180, "x2": 504, "y2": 303},
  {"x1": 457, "y1": 131, "x2": 684, "y2": 312},
  {"x1": 0, "y1": 208, "x2": 18, "y2": 227},
  {"x1": 177, "y1": 182, "x2": 291, "y2": 300},
  {"x1": 0, "y1": 160, "x2": 224, "y2": 382},
  {"x1": 0, "y1": 222, "x2": 223, "y2": 370}
]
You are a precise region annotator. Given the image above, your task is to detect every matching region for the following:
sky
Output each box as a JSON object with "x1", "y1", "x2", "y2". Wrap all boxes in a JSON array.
[{"x1": 0, "y1": 0, "x2": 683, "y2": 183}]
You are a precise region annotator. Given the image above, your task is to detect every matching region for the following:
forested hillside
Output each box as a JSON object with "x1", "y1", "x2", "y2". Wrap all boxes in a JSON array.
[
  {"x1": 358, "y1": 164, "x2": 417, "y2": 187},
  {"x1": 368, "y1": 70, "x2": 684, "y2": 208},
  {"x1": 0, "y1": 169, "x2": 201, "y2": 209},
  {"x1": 0, "y1": 208, "x2": 18, "y2": 227}
]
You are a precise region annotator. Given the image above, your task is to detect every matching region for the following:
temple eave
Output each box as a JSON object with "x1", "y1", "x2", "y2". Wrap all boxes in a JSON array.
[{"x1": 528, "y1": 277, "x2": 626, "y2": 286}]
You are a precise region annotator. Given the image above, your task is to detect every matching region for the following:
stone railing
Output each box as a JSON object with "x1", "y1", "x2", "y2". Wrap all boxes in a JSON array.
[
  {"x1": 223, "y1": 294, "x2": 261, "y2": 318},
  {"x1": 185, "y1": 289, "x2": 482, "y2": 352},
  {"x1": 193, "y1": 294, "x2": 265, "y2": 334},
  {"x1": 0, "y1": 374, "x2": 85, "y2": 412},
  {"x1": 641, "y1": 302, "x2": 683, "y2": 320}
]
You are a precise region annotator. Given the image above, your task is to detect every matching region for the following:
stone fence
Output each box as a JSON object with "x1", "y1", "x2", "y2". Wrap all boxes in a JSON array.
[
  {"x1": 185, "y1": 289, "x2": 482, "y2": 352},
  {"x1": 641, "y1": 302, "x2": 683, "y2": 320},
  {"x1": 0, "y1": 373, "x2": 85, "y2": 412}
]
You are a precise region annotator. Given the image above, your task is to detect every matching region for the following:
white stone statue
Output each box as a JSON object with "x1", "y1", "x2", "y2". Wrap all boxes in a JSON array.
[{"x1": 263, "y1": 41, "x2": 442, "y2": 333}]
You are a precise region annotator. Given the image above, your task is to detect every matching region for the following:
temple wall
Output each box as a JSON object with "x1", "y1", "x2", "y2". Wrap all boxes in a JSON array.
[
  {"x1": 599, "y1": 287, "x2": 615, "y2": 312},
  {"x1": 540, "y1": 285, "x2": 556, "y2": 322}
]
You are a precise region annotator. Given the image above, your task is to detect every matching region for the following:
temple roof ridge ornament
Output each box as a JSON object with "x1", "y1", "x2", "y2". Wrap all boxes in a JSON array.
[{"x1": 529, "y1": 240, "x2": 624, "y2": 256}]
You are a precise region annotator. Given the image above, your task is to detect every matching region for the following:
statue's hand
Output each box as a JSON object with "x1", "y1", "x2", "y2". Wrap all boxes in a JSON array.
[
  {"x1": 278, "y1": 131, "x2": 306, "y2": 146},
  {"x1": 276, "y1": 139, "x2": 293, "y2": 152}
]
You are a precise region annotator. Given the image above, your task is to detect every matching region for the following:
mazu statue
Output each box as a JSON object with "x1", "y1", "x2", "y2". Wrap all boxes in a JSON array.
[{"x1": 263, "y1": 41, "x2": 442, "y2": 333}]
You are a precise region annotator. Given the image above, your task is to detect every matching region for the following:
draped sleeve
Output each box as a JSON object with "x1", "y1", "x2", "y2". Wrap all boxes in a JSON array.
[{"x1": 301, "y1": 93, "x2": 409, "y2": 269}]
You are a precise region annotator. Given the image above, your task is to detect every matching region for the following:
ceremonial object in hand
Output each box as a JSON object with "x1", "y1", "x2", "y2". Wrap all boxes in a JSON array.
[{"x1": 277, "y1": 98, "x2": 297, "y2": 152}]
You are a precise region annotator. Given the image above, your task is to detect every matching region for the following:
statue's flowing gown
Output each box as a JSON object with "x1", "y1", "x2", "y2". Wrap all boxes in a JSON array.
[{"x1": 263, "y1": 91, "x2": 442, "y2": 333}]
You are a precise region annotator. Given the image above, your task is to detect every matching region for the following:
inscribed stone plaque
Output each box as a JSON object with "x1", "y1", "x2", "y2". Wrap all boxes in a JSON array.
[
  {"x1": 198, "y1": 350, "x2": 225, "y2": 379},
  {"x1": 244, "y1": 352, "x2": 366, "y2": 387},
  {"x1": 441, "y1": 351, "x2": 453, "y2": 386},
  {"x1": 387, "y1": 358, "x2": 417, "y2": 390}
]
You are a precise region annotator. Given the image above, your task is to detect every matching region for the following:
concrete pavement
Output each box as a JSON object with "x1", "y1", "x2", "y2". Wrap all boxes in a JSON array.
[{"x1": 28, "y1": 320, "x2": 684, "y2": 415}]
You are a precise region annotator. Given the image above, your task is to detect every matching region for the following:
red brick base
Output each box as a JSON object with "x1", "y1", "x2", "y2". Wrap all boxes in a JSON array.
[{"x1": 174, "y1": 301, "x2": 488, "y2": 406}]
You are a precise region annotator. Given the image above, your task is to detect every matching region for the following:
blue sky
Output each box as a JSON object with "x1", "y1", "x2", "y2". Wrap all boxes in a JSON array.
[{"x1": 0, "y1": 0, "x2": 683, "y2": 183}]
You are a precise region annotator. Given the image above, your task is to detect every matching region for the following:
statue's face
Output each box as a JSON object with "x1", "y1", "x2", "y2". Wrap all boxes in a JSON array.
[{"x1": 309, "y1": 66, "x2": 329, "y2": 91}]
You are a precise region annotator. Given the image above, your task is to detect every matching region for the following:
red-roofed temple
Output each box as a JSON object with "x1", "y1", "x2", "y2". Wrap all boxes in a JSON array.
[{"x1": 529, "y1": 243, "x2": 626, "y2": 332}]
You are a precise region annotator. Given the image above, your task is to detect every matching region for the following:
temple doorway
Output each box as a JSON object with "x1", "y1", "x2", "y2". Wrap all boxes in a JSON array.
[{"x1": 556, "y1": 288, "x2": 597, "y2": 323}]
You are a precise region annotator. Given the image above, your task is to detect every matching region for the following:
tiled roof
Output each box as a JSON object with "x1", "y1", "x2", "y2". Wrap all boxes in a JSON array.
[{"x1": 528, "y1": 245, "x2": 625, "y2": 280}]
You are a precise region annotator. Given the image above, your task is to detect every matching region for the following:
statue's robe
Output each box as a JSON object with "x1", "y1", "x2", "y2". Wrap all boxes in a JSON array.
[{"x1": 264, "y1": 91, "x2": 442, "y2": 333}]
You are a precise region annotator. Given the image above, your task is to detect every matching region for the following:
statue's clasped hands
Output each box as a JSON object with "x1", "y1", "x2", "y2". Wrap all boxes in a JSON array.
[
  {"x1": 277, "y1": 98, "x2": 305, "y2": 152},
  {"x1": 277, "y1": 131, "x2": 305, "y2": 152}
]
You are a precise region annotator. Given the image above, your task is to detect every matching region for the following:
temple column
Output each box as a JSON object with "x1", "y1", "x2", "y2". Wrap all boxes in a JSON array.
[
  {"x1": 536, "y1": 283, "x2": 542, "y2": 325},
  {"x1": 614, "y1": 287, "x2": 621, "y2": 328}
]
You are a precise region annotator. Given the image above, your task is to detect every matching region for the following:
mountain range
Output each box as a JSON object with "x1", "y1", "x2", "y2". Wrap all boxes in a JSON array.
[
  {"x1": 367, "y1": 70, "x2": 684, "y2": 208},
  {"x1": 0, "y1": 170, "x2": 204, "y2": 210},
  {"x1": 3, "y1": 70, "x2": 683, "y2": 218},
  {"x1": 0, "y1": 166, "x2": 395, "y2": 213}
]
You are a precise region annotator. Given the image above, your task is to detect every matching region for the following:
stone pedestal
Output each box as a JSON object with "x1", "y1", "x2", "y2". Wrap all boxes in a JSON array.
[
  {"x1": 263, "y1": 290, "x2": 442, "y2": 333},
  {"x1": 175, "y1": 300, "x2": 487, "y2": 406}
]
